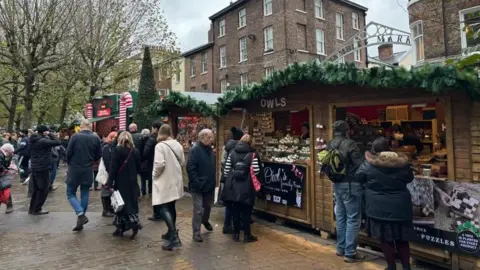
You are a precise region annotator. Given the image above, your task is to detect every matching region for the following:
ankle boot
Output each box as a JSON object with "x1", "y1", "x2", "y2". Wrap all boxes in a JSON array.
[
  {"x1": 102, "y1": 198, "x2": 114, "y2": 217},
  {"x1": 385, "y1": 263, "x2": 397, "y2": 270},
  {"x1": 162, "y1": 230, "x2": 182, "y2": 250}
]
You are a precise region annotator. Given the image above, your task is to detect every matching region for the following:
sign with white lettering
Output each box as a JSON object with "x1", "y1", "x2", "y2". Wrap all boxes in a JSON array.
[
  {"x1": 263, "y1": 162, "x2": 305, "y2": 208},
  {"x1": 260, "y1": 97, "x2": 286, "y2": 109}
]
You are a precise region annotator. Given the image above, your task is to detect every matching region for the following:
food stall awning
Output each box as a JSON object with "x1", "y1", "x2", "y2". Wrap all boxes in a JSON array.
[{"x1": 88, "y1": 116, "x2": 114, "y2": 123}]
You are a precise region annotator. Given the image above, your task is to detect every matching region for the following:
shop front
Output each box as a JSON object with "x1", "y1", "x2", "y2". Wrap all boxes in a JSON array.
[{"x1": 216, "y1": 62, "x2": 480, "y2": 269}]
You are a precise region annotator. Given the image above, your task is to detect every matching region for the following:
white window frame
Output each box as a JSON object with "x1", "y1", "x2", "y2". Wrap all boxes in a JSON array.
[
  {"x1": 264, "y1": 26, "x2": 274, "y2": 52},
  {"x1": 315, "y1": 0, "x2": 324, "y2": 19},
  {"x1": 220, "y1": 46, "x2": 227, "y2": 68},
  {"x1": 264, "y1": 0, "x2": 272, "y2": 16},
  {"x1": 460, "y1": 6, "x2": 480, "y2": 52},
  {"x1": 175, "y1": 68, "x2": 180, "y2": 84},
  {"x1": 265, "y1": 67, "x2": 274, "y2": 78},
  {"x1": 219, "y1": 19, "x2": 225, "y2": 37},
  {"x1": 239, "y1": 37, "x2": 248, "y2": 62},
  {"x1": 336, "y1": 13, "x2": 344, "y2": 40},
  {"x1": 190, "y1": 57, "x2": 196, "y2": 77},
  {"x1": 240, "y1": 73, "x2": 248, "y2": 87},
  {"x1": 352, "y1": 13, "x2": 359, "y2": 30},
  {"x1": 410, "y1": 20, "x2": 425, "y2": 63},
  {"x1": 221, "y1": 79, "x2": 228, "y2": 92},
  {"x1": 353, "y1": 37, "x2": 361, "y2": 62},
  {"x1": 238, "y1": 8, "x2": 246, "y2": 28},
  {"x1": 316, "y1": 29, "x2": 325, "y2": 55},
  {"x1": 201, "y1": 52, "x2": 207, "y2": 73}
]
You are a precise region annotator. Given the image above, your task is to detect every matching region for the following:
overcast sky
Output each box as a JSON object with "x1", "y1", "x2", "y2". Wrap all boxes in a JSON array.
[{"x1": 161, "y1": 0, "x2": 410, "y2": 56}]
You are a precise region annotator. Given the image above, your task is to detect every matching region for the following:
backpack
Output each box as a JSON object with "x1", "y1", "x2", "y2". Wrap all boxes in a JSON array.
[
  {"x1": 232, "y1": 154, "x2": 250, "y2": 181},
  {"x1": 318, "y1": 140, "x2": 349, "y2": 182}
]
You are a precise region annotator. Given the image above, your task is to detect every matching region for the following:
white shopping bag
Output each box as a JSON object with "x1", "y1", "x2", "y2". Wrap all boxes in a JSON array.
[
  {"x1": 95, "y1": 158, "x2": 108, "y2": 185},
  {"x1": 111, "y1": 190, "x2": 125, "y2": 213}
]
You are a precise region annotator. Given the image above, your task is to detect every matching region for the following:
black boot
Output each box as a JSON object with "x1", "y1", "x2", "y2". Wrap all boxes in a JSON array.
[
  {"x1": 101, "y1": 198, "x2": 114, "y2": 217},
  {"x1": 385, "y1": 263, "x2": 397, "y2": 270},
  {"x1": 233, "y1": 233, "x2": 240, "y2": 242},
  {"x1": 162, "y1": 230, "x2": 182, "y2": 250},
  {"x1": 402, "y1": 264, "x2": 411, "y2": 270},
  {"x1": 112, "y1": 228, "x2": 123, "y2": 237}
]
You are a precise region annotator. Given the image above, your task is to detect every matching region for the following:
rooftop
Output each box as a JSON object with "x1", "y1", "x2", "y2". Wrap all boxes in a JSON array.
[{"x1": 181, "y1": 43, "x2": 214, "y2": 57}]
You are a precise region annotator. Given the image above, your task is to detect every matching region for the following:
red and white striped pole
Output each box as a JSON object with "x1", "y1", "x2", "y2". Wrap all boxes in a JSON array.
[
  {"x1": 85, "y1": 103, "x2": 93, "y2": 119},
  {"x1": 119, "y1": 92, "x2": 133, "y2": 130}
]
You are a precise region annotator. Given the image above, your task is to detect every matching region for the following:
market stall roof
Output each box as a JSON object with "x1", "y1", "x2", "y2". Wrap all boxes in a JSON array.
[
  {"x1": 150, "y1": 91, "x2": 220, "y2": 117},
  {"x1": 215, "y1": 61, "x2": 480, "y2": 116},
  {"x1": 88, "y1": 116, "x2": 114, "y2": 123}
]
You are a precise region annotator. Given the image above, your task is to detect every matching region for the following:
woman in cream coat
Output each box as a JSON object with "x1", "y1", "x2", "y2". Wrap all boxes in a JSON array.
[{"x1": 152, "y1": 124, "x2": 185, "y2": 250}]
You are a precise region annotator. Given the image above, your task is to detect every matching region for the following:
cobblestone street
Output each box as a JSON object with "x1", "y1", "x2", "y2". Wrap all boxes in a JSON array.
[{"x1": 0, "y1": 168, "x2": 394, "y2": 270}]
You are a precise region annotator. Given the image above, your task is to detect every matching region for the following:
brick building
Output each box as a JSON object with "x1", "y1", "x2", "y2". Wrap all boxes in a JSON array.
[
  {"x1": 408, "y1": 0, "x2": 480, "y2": 66},
  {"x1": 180, "y1": 0, "x2": 367, "y2": 93}
]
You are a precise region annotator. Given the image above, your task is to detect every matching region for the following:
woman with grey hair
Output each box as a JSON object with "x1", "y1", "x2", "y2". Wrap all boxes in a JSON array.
[
  {"x1": 0, "y1": 143, "x2": 16, "y2": 214},
  {"x1": 141, "y1": 129, "x2": 150, "y2": 136}
]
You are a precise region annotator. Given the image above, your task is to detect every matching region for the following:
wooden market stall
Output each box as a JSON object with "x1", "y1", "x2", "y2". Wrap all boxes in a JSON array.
[{"x1": 215, "y1": 62, "x2": 480, "y2": 269}]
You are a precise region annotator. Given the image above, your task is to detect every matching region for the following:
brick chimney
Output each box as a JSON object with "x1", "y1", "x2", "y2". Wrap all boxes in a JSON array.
[{"x1": 378, "y1": 44, "x2": 393, "y2": 60}]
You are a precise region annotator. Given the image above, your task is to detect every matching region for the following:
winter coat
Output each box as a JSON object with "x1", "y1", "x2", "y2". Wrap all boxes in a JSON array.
[
  {"x1": 152, "y1": 139, "x2": 185, "y2": 206},
  {"x1": 220, "y1": 139, "x2": 238, "y2": 183},
  {"x1": 16, "y1": 137, "x2": 30, "y2": 157},
  {"x1": 66, "y1": 130, "x2": 102, "y2": 169},
  {"x1": 143, "y1": 134, "x2": 157, "y2": 174},
  {"x1": 132, "y1": 132, "x2": 146, "y2": 160},
  {"x1": 187, "y1": 142, "x2": 216, "y2": 194},
  {"x1": 356, "y1": 151, "x2": 414, "y2": 222},
  {"x1": 101, "y1": 142, "x2": 115, "y2": 197},
  {"x1": 0, "y1": 151, "x2": 10, "y2": 175},
  {"x1": 326, "y1": 134, "x2": 364, "y2": 183},
  {"x1": 108, "y1": 146, "x2": 142, "y2": 215},
  {"x1": 29, "y1": 133, "x2": 61, "y2": 172},
  {"x1": 222, "y1": 141, "x2": 263, "y2": 206}
]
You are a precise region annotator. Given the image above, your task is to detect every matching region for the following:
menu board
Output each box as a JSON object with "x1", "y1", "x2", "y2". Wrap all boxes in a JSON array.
[{"x1": 262, "y1": 162, "x2": 306, "y2": 208}]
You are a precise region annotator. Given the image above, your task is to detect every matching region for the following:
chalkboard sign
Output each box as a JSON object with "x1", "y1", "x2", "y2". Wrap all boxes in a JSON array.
[{"x1": 262, "y1": 162, "x2": 306, "y2": 208}]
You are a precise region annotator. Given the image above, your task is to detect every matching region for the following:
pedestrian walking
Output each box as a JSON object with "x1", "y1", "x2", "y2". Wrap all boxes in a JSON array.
[
  {"x1": 222, "y1": 134, "x2": 263, "y2": 242},
  {"x1": 65, "y1": 119, "x2": 102, "y2": 231},
  {"x1": 327, "y1": 120, "x2": 364, "y2": 263},
  {"x1": 187, "y1": 128, "x2": 216, "y2": 242},
  {"x1": 108, "y1": 132, "x2": 142, "y2": 239},
  {"x1": 0, "y1": 143, "x2": 15, "y2": 214},
  {"x1": 356, "y1": 138, "x2": 414, "y2": 270},
  {"x1": 16, "y1": 130, "x2": 31, "y2": 185},
  {"x1": 28, "y1": 125, "x2": 61, "y2": 215},
  {"x1": 152, "y1": 124, "x2": 185, "y2": 250},
  {"x1": 49, "y1": 144, "x2": 64, "y2": 191},
  {"x1": 219, "y1": 127, "x2": 244, "y2": 234},
  {"x1": 143, "y1": 120, "x2": 163, "y2": 220},
  {"x1": 100, "y1": 132, "x2": 117, "y2": 217}
]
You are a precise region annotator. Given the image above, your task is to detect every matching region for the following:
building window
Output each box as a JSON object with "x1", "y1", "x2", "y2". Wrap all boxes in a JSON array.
[
  {"x1": 221, "y1": 80, "x2": 228, "y2": 92},
  {"x1": 353, "y1": 37, "x2": 360, "y2": 62},
  {"x1": 460, "y1": 7, "x2": 480, "y2": 50},
  {"x1": 264, "y1": 26, "x2": 274, "y2": 52},
  {"x1": 239, "y1": 37, "x2": 248, "y2": 62},
  {"x1": 265, "y1": 67, "x2": 274, "y2": 78},
  {"x1": 219, "y1": 19, "x2": 225, "y2": 37},
  {"x1": 190, "y1": 87, "x2": 195, "y2": 91},
  {"x1": 201, "y1": 52, "x2": 207, "y2": 73},
  {"x1": 240, "y1": 73, "x2": 248, "y2": 87},
  {"x1": 336, "y1": 13, "x2": 344, "y2": 40},
  {"x1": 176, "y1": 69, "x2": 180, "y2": 83},
  {"x1": 315, "y1": 0, "x2": 324, "y2": 19},
  {"x1": 220, "y1": 46, "x2": 227, "y2": 68},
  {"x1": 410, "y1": 20, "x2": 424, "y2": 62},
  {"x1": 296, "y1": 0, "x2": 306, "y2": 11},
  {"x1": 352, "y1": 13, "x2": 359, "y2": 30},
  {"x1": 297, "y1": 23, "x2": 307, "y2": 51},
  {"x1": 239, "y1": 8, "x2": 246, "y2": 28},
  {"x1": 316, "y1": 29, "x2": 325, "y2": 55},
  {"x1": 201, "y1": 84, "x2": 208, "y2": 92},
  {"x1": 264, "y1": 0, "x2": 272, "y2": 16},
  {"x1": 190, "y1": 57, "x2": 196, "y2": 77}
]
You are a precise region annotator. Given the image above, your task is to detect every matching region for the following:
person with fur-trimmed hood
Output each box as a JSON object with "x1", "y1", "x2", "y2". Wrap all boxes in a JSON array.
[{"x1": 356, "y1": 137, "x2": 414, "y2": 270}]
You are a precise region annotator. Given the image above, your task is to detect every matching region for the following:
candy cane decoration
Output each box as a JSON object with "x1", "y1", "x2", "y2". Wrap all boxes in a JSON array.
[
  {"x1": 119, "y1": 92, "x2": 133, "y2": 130},
  {"x1": 85, "y1": 103, "x2": 93, "y2": 119}
]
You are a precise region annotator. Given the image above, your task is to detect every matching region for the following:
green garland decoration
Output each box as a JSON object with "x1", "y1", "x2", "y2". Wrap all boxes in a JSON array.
[
  {"x1": 216, "y1": 61, "x2": 480, "y2": 116},
  {"x1": 148, "y1": 91, "x2": 216, "y2": 117}
]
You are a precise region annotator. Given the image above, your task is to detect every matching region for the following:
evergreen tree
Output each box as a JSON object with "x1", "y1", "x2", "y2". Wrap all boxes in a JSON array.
[{"x1": 133, "y1": 46, "x2": 158, "y2": 129}]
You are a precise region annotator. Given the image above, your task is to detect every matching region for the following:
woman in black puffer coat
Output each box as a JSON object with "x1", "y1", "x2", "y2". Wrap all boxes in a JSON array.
[
  {"x1": 356, "y1": 137, "x2": 414, "y2": 270},
  {"x1": 222, "y1": 134, "x2": 263, "y2": 243}
]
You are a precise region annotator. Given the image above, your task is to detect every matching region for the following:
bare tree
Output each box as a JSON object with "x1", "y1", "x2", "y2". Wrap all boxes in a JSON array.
[
  {"x1": 72, "y1": 0, "x2": 177, "y2": 99},
  {"x1": 0, "y1": 0, "x2": 77, "y2": 128}
]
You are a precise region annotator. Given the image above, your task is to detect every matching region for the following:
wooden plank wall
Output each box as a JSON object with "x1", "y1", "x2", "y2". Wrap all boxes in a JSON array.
[{"x1": 216, "y1": 111, "x2": 245, "y2": 184}]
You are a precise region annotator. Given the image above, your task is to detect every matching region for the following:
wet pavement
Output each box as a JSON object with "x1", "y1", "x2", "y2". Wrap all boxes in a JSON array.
[{"x1": 0, "y1": 166, "x2": 417, "y2": 270}]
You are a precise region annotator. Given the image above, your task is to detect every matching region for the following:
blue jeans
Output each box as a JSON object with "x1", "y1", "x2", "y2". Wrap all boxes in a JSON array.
[
  {"x1": 224, "y1": 203, "x2": 233, "y2": 228},
  {"x1": 334, "y1": 182, "x2": 363, "y2": 257},
  {"x1": 50, "y1": 161, "x2": 58, "y2": 185},
  {"x1": 66, "y1": 183, "x2": 91, "y2": 216}
]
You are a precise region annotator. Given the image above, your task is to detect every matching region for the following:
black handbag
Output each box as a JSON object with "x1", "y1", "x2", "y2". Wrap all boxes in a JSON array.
[{"x1": 0, "y1": 174, "x2": 13, "y2": 190}]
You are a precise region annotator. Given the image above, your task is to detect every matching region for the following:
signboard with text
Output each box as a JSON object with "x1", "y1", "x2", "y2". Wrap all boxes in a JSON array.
[{"x1": 262, "y1": 162, "x2": 306, "y2": 208}]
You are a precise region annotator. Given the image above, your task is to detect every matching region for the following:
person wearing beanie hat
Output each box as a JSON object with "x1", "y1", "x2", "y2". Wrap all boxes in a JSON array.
[
  {"x1": 28, "y1": 124, "x2": 62, "y2": 215},
  {"x1": 327, "y1": 120, "x2": 365, "y2": 263},
  {"x1": 231, "y1": 127, "x2": 244, "y2": 141}
]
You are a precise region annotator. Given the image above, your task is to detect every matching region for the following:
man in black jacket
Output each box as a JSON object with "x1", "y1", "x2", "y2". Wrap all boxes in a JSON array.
[
  {"x1": 188, "y1": 128, "x2": 216, "y2": 242},
  {"x1": 143, "y1": 120, "x2": 163, "y2": 220},
  {"x1": 327, "y1": 120, "x2": 365, "y2": 263},
  {"x1": 28, "y1": 125, "x2": 61, "y2": 215},
  {"x1": 66, "y1": 119, "x2": 102, "y2": 231}
]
